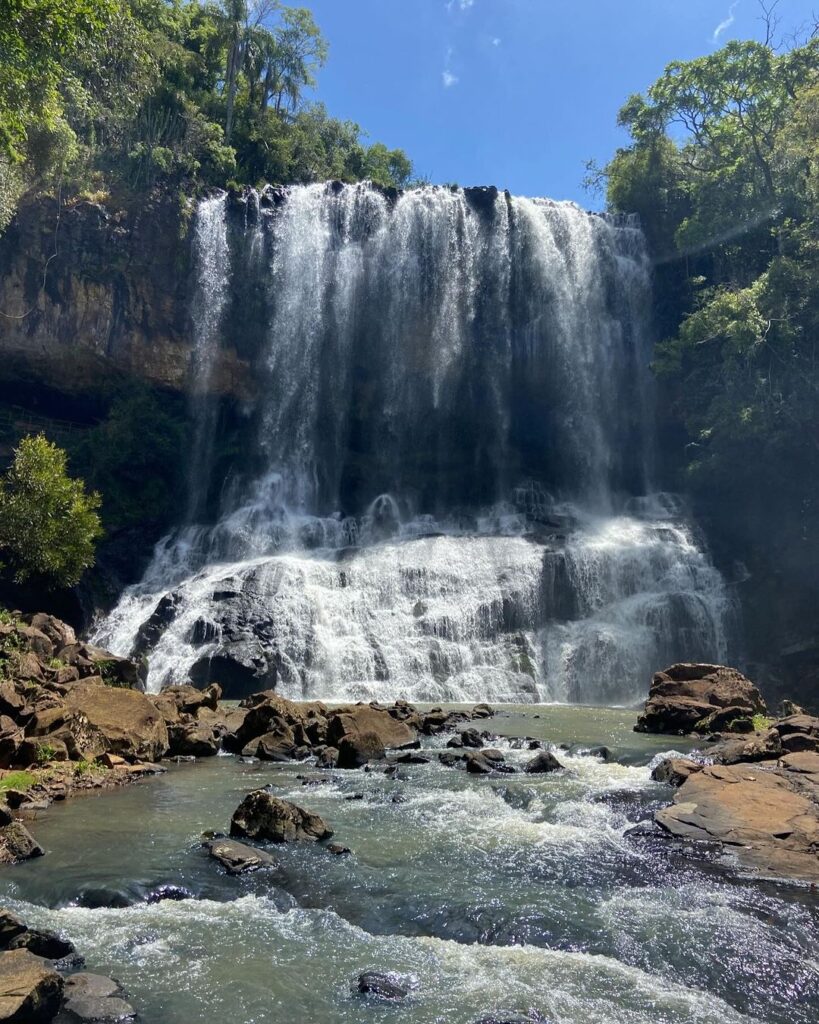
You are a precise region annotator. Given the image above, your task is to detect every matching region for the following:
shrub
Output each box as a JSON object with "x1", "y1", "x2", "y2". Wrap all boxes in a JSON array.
[{"x1": 0, "y1": 434, "x2": 102, "y2": 587}]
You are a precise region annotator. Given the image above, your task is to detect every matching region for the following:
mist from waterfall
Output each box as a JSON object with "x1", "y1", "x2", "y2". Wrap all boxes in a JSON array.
[{"x1": 95, "y1": 182, "x2": 735, "y2": 704}]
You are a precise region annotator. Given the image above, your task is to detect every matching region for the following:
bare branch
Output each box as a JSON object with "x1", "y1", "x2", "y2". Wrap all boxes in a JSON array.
[{"x1": 757, "y1": 0, "x2": 783, "y2": 48}]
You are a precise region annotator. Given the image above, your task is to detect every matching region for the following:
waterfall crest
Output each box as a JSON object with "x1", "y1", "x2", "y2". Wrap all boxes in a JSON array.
[{"x1": 95, "y1": 182, "x2": 734, "y2": 704}]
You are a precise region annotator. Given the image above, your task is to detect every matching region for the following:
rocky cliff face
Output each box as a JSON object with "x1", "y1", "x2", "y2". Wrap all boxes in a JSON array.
[{"x1": 0, "y1": 190, "x2": 251, "y2": 402}]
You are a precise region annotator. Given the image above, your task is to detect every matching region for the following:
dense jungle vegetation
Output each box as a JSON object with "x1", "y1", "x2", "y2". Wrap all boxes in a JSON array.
[
  {"x1": 0, "y1": 0, "x2": 414, "y2": 231},
  {"x1": 592, "y1": 14, "x2": 819, "y2": 681}
]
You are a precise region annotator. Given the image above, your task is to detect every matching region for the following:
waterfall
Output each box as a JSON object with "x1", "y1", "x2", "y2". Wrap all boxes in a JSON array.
[
  {"x1": 186, "y1": 191, "x2": 229, "y2": 521},
  {"x1": 95, "y1": 182, "x2": 735, "y2": 704}
]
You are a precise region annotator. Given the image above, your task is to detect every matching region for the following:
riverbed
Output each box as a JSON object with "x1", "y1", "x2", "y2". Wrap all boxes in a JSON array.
[{"x1": 1, "y1": 706, "x2": 817, "y2": 1024}]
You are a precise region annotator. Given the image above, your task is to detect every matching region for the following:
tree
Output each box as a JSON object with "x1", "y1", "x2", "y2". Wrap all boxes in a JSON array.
[
  {"x1": 0, "y1": 435, "x2": 102, "y2": 587},
  {"x1": 0, "y1": 0, "x2": 112, "y2": 162}
]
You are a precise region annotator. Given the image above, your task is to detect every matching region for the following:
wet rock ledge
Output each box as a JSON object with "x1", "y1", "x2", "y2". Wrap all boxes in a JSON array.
[{"x1": 641, "y1": 662, "x2": 819, "y2": 883}]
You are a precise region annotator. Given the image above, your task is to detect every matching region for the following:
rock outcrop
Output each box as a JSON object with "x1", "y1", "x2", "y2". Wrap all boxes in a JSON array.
[
  {"x1": 0, "y1": 193, "x2": 252, "y2": 403},
  {"x1": 654, "y1": 753, "x2": 819, "y2": 882},
  {"x1": 635, "y1": 663, "x2": 767, "y2": 735}
]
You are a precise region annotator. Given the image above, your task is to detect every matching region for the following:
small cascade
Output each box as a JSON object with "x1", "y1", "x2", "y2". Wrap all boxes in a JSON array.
[{"x1": 94, "y1": 183, "x2": 736, "y2": 703}]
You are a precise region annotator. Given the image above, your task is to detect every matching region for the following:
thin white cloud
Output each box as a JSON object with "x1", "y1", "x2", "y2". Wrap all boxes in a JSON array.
[
  {"x1": 446, "y1": 0, "x2": 475, "y2": 12},
  {"x1": 712, "y1": 1, "x2": 740, "y2": 43},
  {"x1": 491, "y1": 36, "x2": 501, "y2": 46},
  {"x1": 442, "y1": 69, "x2": 459, "y2": 87}
]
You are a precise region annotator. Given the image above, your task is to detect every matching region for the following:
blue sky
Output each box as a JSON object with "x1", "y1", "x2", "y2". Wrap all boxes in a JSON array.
[{"x1": 304, "y1": 0, "x2": 817, "y2": 206}]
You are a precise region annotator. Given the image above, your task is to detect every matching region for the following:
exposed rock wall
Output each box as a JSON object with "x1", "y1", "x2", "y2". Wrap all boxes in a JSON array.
[{"x1": 0, "y1": 191, "x2": 251, "y2": 402}]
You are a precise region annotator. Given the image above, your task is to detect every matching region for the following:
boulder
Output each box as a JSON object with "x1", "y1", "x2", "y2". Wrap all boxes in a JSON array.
[
  {"x1": 465, "y1": 752, "x2": 496, "y2": 775},
  {"x1": 356, "y1": 971, "x2": 408, "y2": 1000},
  {"x1": 205, "y1": 837, "x2": 276, "y2": 875},
  {"x1": 523, "y1": 751, "x2": 564, "y2": 774},
  {"x1": 0, "y1": 914, "x2": 25, "y2": 950},
  {"x1": 0, "y1": 824, "x2": 43, "y2": 865},
  {"x1": 655, "y1": 757, "x2": 819, "y2": 882},
  {"x1": 25, "y1": 707, "x2": 107, "y2": 763},
  {"x1": 230, "y1": 790, "x2": 333, "y2": 843},
  {"x1": 57, "y1": 644, "x2": 142, "y2": 690},
  {"x1": 150, "y1": 684, "x2": 221, "y2": 726},
  {"x1": 0, "y1": 948, "x2": 63, "y2": 1023},
  {"x1": 60, "y1": 972, "x2": 136, "y2": 1023},
  {"x1": 326, "y1": 706, "x2": 416, "y2": 751},
  {"x1": 64, "y1": 683, "x2": 169, "y2": 762},
  {"x1": 651, "y1": 758, "x2": 703, "y2": 787},
  {"x1": 167, "y1": 720, "x2": 219, "y2": 758},
  {"x1": 337, "y1": 731, "x2": 385, "y2": 769},
  {"x1": 315, "y1": 746, "x2": 339, "y2": 769},
  {"x1": 635, "y1": 664, "x2": 766, "y2": 735},
  {"x1": 7, "y1": 928, "x2": 73, "y2": 961}
]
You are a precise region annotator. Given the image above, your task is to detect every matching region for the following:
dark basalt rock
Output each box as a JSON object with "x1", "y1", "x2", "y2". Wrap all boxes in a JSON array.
[
  {"x1": 463, "y1": 185, "x2": 499, "y2": 215},
  {"x1": 356, "y1": 971, "x2": 409, "y2": 1000},
  {"x1": 144, "y1": 885, "x2": 193, "y2": 904},
  {"x1": 7, "y1": 927, "x2": 74, "y2": 960},
  {"x1": 523, "y1": 751, "x2": 564, "y2": 774},
  {"x1": 230, "y1": 790, "x2": 333, "y2": 843}
]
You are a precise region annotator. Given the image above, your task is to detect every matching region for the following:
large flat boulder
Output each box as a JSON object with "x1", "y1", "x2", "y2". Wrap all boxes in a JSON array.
[
  {"x1": 635, "y1": 664, "x2": 766, "y2": 735},
  {"x1": 230, "y1": 790, "x2": 332, "y2": 843},
  {"x1": 64, "y1": 683, "x2": 169, "y2": 762},
  {"x1": 205, "y1": 837, "x2": 276, "y2": 874},
  {"x1": 655, "y1": 755, "x2": 819, "y2": 882},
  {"x1": 326, "y1": 705, "x2": 417, "y2": 751},
  {"x1": 0, "y1": 948, "x2": 63, "y2": 1023}
]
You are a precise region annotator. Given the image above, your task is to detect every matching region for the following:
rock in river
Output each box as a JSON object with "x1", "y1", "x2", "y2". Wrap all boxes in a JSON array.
[
  {"x1": 523, "y1": 751, "x2": 564, "y2": 774},
  {"x1": 0, "y1": 948, "x2": 63, "y2": 1023},
  {"x1": 655, "y1": 752, "x2": 819, "y2": 882},
  {"x1": 230, "y1": 790, "x2": 333, "y2": 843},
  {"x1": 357, "y1": 971, "x2": 409, "y2": 1000},
  {"x1": 205, "y1": 837, "x2": 276, "y2": 875}
]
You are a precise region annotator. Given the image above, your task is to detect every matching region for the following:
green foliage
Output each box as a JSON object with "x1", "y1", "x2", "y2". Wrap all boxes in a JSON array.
[
  {"x1": 752, "y1": 713, "x2": 773, "y2": 732},
  {"x1": 0, "y1": 0, "x2": 414, "y2": 224},
  {"x1": 35, "y1": 742, "x2": 58, "y2": 764},
  {"x1": 0, "y1": 434, "x2": 102, "y2": 587},
  {"x1": 69, "y1": 387, "x2": 190, "y2": 532},
  {"x1": 0, "y1": 770, "x2": 35, "y2": 792},
  {"x1": 602, "y1": 27, "x2": 819, "y2": 666}
]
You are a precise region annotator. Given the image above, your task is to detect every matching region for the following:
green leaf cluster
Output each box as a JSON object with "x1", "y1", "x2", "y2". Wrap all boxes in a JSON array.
[{"x1": 0, "y1": 434, "x2": 102, "y2": 588}]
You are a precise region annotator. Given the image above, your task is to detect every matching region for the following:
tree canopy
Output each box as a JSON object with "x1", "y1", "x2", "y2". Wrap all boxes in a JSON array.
[
  {"x1": 598, "y1": 20, "x2": 819, "y2": 667},
  {"x1": 0, "y1": 0, "x2": 414, "y2": 229}
]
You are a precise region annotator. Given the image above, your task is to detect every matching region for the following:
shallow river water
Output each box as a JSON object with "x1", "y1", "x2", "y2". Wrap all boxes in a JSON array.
[{"x1": 1, "y1": 706, "x2": 817, "y2": 1024}]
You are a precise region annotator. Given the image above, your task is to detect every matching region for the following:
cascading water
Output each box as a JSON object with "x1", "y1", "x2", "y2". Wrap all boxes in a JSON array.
[
  {"x1": 186, "y1": 191, "x2": 229, "y2": 521},
  {"x1": 95, "y1": 182, "x2": 735, "y2": 703}
]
